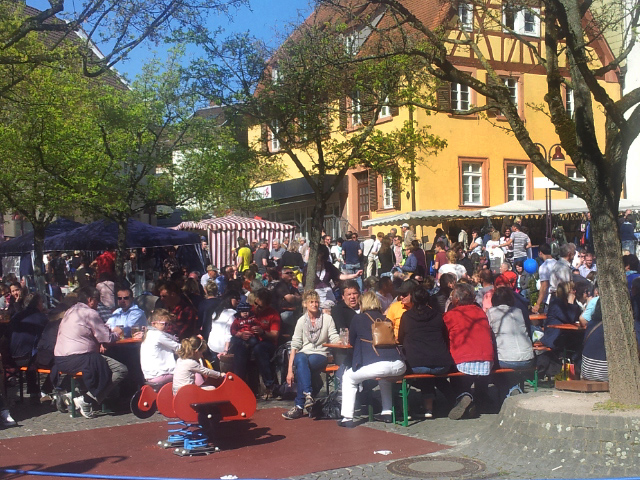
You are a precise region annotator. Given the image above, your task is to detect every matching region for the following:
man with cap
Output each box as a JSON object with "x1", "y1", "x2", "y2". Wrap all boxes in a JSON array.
[
  {"x1": 386, "y1": 279, "x2": 418, "y2": 337},
  {"x1": 200, "y1": 265, "x2": 219, "y2": 288},
  {"x1": 402, "y1": 223, "x2": 416, "y2": 249}
]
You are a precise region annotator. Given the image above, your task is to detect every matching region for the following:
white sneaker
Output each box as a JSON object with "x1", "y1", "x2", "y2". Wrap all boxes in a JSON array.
[
  {"x1": 0, "y1": 409, "x2": 17, "y2": 427},
  {"x1": 73, "y1": 396, "x2": 95, "y2": 419}
]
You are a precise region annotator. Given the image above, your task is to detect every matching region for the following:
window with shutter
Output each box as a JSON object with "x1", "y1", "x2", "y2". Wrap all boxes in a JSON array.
[
  {"x1": 339, "y1": 96, "x2": 347, "y2": 130},
  {"x1": 260, "y1": 124, "x2": 269, "y2": 152},
  {"x1": 436, "y1": 83, "x2": 451, "y2": 110},
  {"x1": 392, "y1": 176, "x2": 401, "y2": 210},
  {"x1": 369, "y1": 171, "x2": 378, "y2": 211}
]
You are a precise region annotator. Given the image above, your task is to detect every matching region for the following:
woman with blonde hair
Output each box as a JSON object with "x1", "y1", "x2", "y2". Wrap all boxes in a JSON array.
[
  {"x1": 282, "y1": 290, "x2": 340, "y2": 420},
  {"x1": 338, "y1": 291, "x2": 405, "y2": 428}
]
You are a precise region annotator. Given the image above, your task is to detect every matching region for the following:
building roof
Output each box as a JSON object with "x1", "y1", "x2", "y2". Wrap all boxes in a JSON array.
[{"x1": 16, "y1": 4, "x2": 128, "y2": 91}]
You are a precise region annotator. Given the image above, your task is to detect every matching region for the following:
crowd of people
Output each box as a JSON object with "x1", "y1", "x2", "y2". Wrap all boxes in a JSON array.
[{"x1": 0, "y1": 213, "x2": 638, "y2": 429}]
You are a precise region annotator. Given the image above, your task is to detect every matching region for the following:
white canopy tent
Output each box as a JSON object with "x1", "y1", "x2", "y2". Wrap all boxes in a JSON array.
[
  {"x1": 480, "y1": 198, "x2": 640, "y2": 217},
  {"x1": 361, "y1": 209, "x2": 483, "y2": 227}
]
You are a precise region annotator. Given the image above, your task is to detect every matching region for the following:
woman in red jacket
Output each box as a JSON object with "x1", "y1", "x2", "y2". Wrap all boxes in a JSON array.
[{"x1": 443, "y1": 283, "x2": 495, "y2": 420}]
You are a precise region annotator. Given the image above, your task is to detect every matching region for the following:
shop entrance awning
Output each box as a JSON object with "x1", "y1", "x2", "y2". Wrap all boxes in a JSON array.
[{"x1": 361, "y1": 209, "x2": 483, "y2": 227}]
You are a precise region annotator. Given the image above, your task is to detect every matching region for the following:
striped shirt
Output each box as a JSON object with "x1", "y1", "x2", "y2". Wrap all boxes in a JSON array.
[
  {"x1": 457, "y1": 361, "x2": 493, "y2": 376},
  {"x1": 581, "y1": 355, "x2": 608, "y2": 382}
]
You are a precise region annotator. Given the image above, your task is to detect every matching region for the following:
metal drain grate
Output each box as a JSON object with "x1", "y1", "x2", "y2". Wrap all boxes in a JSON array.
[{"x1": 387, "y1": 455, "x2": 487, "y2": 478}]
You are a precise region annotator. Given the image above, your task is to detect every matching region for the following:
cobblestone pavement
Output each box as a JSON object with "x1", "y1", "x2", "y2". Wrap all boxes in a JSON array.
[{"x1": 0, "y1": 384, "x2": 635, "y2": 480}]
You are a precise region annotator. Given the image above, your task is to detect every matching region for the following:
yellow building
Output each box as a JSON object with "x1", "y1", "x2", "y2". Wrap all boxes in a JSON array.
[{"x1": 255, "y1": 0, "x2": 620, "y2": 243}]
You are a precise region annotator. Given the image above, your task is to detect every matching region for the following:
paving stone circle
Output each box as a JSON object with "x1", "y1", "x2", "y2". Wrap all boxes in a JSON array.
[{"x1": 387, "y1": 455, "x2": 487, "y2": 478}]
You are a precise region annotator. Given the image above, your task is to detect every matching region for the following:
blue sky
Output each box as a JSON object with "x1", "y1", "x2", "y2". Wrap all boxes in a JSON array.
[{"x1": 27, "y1": 0, "x2": 314, "y2": 80}]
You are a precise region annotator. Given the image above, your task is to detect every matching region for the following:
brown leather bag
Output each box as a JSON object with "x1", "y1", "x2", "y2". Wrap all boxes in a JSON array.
[{"x1": 365, "y1": 313, "x2": 396, "y2": 348}]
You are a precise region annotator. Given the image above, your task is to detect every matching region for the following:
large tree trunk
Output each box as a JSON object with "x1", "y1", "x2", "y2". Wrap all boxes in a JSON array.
[
  {"x1": 304, "y1": 193, "x2": 327, "y2": 292},
  {"x1": 32, "y1": 222, "x2": 46, "y2": 295},
  {"x1": 115, "y1": 217, "x2": 128, "y2": 285},
  {"x1": 588, "y1": 194, "x2": 640, "y2": 404}
]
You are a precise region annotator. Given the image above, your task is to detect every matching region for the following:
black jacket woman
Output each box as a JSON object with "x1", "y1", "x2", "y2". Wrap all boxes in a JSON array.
[{"x1": 398, "y1": 285, "x2": 453, "y2": 417}]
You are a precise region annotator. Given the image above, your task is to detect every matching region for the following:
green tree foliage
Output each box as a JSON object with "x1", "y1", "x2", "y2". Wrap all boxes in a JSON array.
[
  {"x1": 0, "y1": 46, "x2": 97, "y2": 286},
  {"x1": 0, "y1": 0, "x2": 246, "y2": 88},
  {"x1": 188, "y1": 21, "x2": 447, "y2": 287}
]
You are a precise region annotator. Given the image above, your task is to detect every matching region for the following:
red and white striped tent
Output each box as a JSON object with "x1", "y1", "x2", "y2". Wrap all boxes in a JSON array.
[{"x1": 175, "y1": 215, "x2": 297, "y2": 269}]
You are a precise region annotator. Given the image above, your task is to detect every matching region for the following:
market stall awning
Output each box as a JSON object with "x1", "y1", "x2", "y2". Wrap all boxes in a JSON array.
[
  {"x1": 480, "y1": 198, "x2": 640, "y2": 217},
  {"x1": 361, "y1": 209, "x2": 483, "y2": 228},
  {"x1": 175, "y1": 215, "x2": 296, "y2": 268},
  {"x1": 45, "y1": 218, "x2": 201, "y2": 251},
  {"x1": 0, "y1": 218, "x2": 83, "y2": 256}
]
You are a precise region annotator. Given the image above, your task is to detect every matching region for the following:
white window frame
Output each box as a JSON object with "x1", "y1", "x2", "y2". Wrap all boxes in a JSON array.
[
  {"x1": 383, "y1": 176, "x2": 394, "y2": 209},
  {"x1": 271, "y1": 67, "x2": 280, "y2": 84},
  {"x1": 270, "y1": 120, "x2": 280, "y2": 152},
  {"x1": 345, "y1": 33, "x2": 359, "y2": 56},
  {"x1": 506, "y1": 164, "x2": 527, "y2": 201},
  {"x1": 503, "y1": 77, "x2": 518, "y2": 108},
  {"x1": 566, "y1": 168, "x2": 584, "y2": 199},
  {"x1": 503, "y1": 4, "x2": 540, "y2": 37},
  {"x1": 379, "y1": 96, "x2": 391, "y2": 118},
  {"x1": 451, "y1": 82, "x2": 471, "y2": 111},
  {"x1": 351, "y1": 91, "x2": 362, "y2": 126},
  {"x1": 566, "y1": 87, "x2": 574, "y2": 119},
  {"x1": 461, "y1": 162, "x2": 483, "y2": 205},
  {"x1": 459, "y1": 3, "x2": 473, "y2": 31}
]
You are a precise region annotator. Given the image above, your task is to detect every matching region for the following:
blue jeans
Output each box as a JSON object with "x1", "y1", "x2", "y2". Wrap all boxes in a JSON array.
[
  {"x1": 622, "y1": 240, "x2": 636, "y2": 254},
  {"x1": 343, "y1": 263, "x2": 362, "y2": 291},
  {"x1": 293, "y1": 353, "x2": 328, "y2": 408},
  {"x1": 497, "y1": 358, "x2": 536, "y2": 400}
]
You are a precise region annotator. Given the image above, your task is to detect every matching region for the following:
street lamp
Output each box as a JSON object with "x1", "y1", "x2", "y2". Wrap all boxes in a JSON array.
[{"x1": 534, "y1": 143, "x2": 566, "y2": 243}]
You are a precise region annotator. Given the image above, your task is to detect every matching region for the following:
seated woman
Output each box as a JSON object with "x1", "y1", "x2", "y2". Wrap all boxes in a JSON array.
[
  {"x1": 486, "y1": 287, "x2": 535, "y2": 400},
  {"x1": 539, "y1": 281, "x2": 582, "y2": 377},
  {"x1": 338, "y1": 291, "x2": 406, "y2": 428},
  {"x1": 581, "y1": 299, "x2": 607, "y2": 382},
  {"x1": 10, "y1": 292, "x2": 48, "y2": 403},
  {"x1": 397, "y1": 285, "x2": 453, "y2": 418},
  {"x1": 205, "y1": 291, "x2": 240, "y2": 359},
  {"x1": 282, "y1": 290, "x2": 340, "y2": 420},
  {"x1": 140, "y1": 309, "x2": 180, "y2": 386}
]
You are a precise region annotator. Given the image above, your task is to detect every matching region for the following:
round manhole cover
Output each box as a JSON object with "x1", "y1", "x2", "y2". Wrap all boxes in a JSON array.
[{"x1": 387, "y1": 455, "x2": 486, "y2": 478}]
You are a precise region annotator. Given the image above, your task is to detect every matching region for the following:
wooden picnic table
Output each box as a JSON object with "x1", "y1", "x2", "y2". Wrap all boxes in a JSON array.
[
  {"x1": 529, "y1": 313, "x2": 547, "y2": 323},
  {"x1": 116, "y1": 337, "x2": 143, "y2": 345},
  {"x1": 323, "y1": 343, "x2": 352, "y2": 366},
  {"x1": 545, "y1": 323, "x2": 585, "y2": 331}
]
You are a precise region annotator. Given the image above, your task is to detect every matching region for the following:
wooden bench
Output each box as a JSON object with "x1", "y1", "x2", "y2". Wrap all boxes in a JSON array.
[
  {"x1": 17, "y1": 366, "x2": 85, "y2": 417},
  {"x1": 324, "y1": 364, "x2": 340, "y2": 395},
  {"x1": 392, "y1": 367, "x2": 538, "y2": 427},
  {"x1": 555, "y1": 379, "x2": 609, "y2": 392}
]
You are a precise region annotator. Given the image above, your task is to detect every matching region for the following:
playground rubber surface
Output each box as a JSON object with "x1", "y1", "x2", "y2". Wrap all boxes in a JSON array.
[{"x1": 0, "y1": 408, "x2": 447, "y2": 479}]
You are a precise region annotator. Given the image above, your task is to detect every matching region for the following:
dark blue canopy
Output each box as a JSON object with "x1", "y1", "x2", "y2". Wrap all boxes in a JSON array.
[
  {"x1": 0, "y1": 218, "x2": 84, "y2": 256},
  {"x1": 45, "y1": 218, "x2": 201, "y2": 251}
]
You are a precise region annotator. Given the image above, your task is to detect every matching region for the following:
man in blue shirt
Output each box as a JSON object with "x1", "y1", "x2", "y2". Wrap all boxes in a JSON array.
[
  {"x1": 106, "y1": 287, "x2": 147, "y2": 335},
  {"x1": 341, "y1": 232, "x2": 363, "y2": 291}
]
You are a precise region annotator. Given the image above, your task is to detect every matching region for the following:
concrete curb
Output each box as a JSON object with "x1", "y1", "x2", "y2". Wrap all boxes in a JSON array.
[{"x1": 473, "y1": 391, "x2": 640, "y2": 477}]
